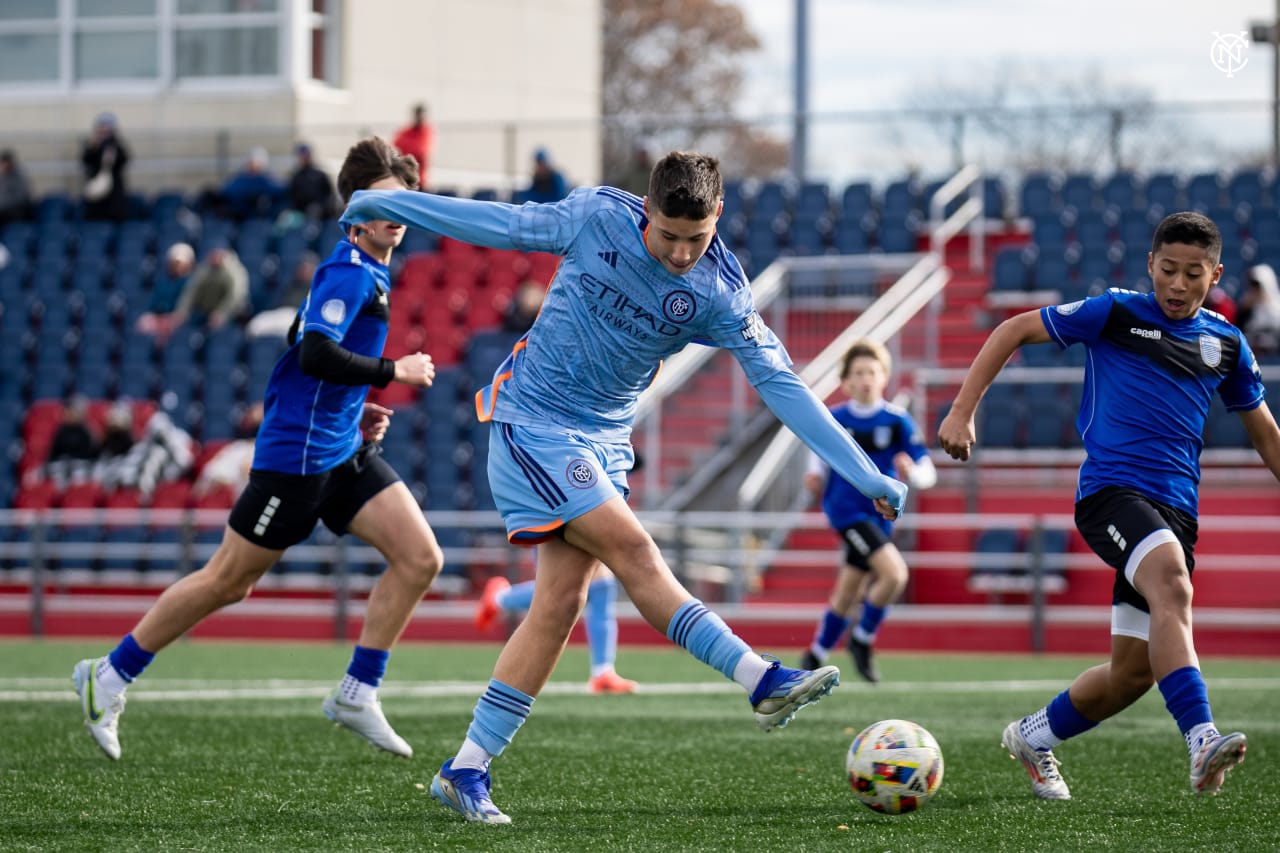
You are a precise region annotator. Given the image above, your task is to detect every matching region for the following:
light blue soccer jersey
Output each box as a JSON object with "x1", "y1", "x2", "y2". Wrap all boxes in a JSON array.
[
  {"x1": 252, "y1": 240, "x2": 391, "y2": 475},
  {"x1": 342, "y1": 187, "x2": 907, "y2": 511},
  {"x1": 353, "y1": 187, "x2": 790, "y2": 441},
  {"x1": 1040, "y1": 288, "x2": 1265, "y2": 517}
]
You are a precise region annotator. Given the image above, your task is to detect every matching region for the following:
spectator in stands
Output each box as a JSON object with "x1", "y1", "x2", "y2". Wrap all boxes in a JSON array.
[
  {"x1": 81, "y1": 112, "x2": 131, "y2": 222},
  {"x1": 1204, "y1": 282, "x2": 1236, "y2": 326},
  {"x1": 245, "y1": 251, "x2": 319, "y2": 339},
  {"x1": 524, "y1": 147, "x2": 568, "y2": 203},
  {"x1": 192, "y1": 402, "x2": 263, "y2": 499},
  {"x1": 0, "y1": 149, "x2": 33, "y2": 226},
  {"x1": 1239, "y1": 263, "x2": 1280, "y2": 356},
  {"x1": 216, "y1": 147, "x2": 282, "y2": 221},
  {"x1": 94, "y1": 402, "x2": 137, "y2": 489},
  {"x1": 340, "y1": 150, "x2": 906, "y2": 824},
  {"x1": 613, "y1": 139, "x2": 654, "y2": 198},
  {"x1": 169, "y1": 244, "x2": 250, "y2": 332},
  {"x1": 500, "y1": 279, "x2": 545, "y2": 334},
  {"x1": 73, "y1": 136, "x2": 444, "y2": 767},
  {"x1": 134, "y1": 242, "x2": 197, "y2": 341},
  {"x1": 45, "y1": 394, "x2": 97, "y2": 486},
  {"x1": 938, "y1": 211, "x2": 1280, "y2": 801},
  {"x1": 392, "y1": 102, "x2": 433, "y2": 190},
  {"x1": 797, "y1": 339, "x2": 936, "y2": 684},
  {"x1": 286, "y1": 143, "x2": 337, "y2": 221},
  {"x1": 108, "y1": 408, "x2": 194, "y2": 496}
]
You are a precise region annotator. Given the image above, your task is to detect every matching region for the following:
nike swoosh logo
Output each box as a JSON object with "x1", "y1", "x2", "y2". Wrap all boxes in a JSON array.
[{"x1": 85, "y1": 670, "x2": 104, "y2": 723}]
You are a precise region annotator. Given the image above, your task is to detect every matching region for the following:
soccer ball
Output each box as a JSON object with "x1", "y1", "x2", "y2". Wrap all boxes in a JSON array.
[{"x1": 846, "y1": 719, "x2": 944, "y2": 814}]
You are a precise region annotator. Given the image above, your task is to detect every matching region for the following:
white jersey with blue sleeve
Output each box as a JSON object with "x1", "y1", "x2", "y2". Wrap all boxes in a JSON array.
[{"x1": 1040, "y1": 288, "x2": 1265, "y2": 517}]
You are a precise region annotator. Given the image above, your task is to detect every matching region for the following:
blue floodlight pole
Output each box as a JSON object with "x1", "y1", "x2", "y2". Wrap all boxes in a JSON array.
[{"x1": 791, "y1": 0, "x2": 809, "y2": 182}]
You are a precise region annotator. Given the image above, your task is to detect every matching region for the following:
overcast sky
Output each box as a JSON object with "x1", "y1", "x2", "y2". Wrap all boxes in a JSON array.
[{"x1": 732, "y1": 0, "x2": 1280, "y2": 181}]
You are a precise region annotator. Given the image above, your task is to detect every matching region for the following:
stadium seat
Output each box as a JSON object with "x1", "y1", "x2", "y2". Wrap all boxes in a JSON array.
[
  {"x1": 1185, "y1": 172, "x2": 1223, "y2": 211},
  {"x1": 881, "y1": 178, "x2": 921, "y2": 221},
  {"x1": 982, "y1": 177, "x2": 1007, "y2": 219},
  {"x1": 1100, "y1": 172, "x2": 1139, "y2": 211},
  {"x1": 1061, "y1": 173, "x2": 1098, "y2": 214},
  {"x1": 1228, "y1": 168, "x2": 1267, "y2": 209},
  {"x1": 841, "y1": 182, "x2": 874, "y2": 221},
  {"x1": 991, "y1": 246, "x2": 1029, "y2": 291},
  {"x1": 832, "y1": 219, "x2": 870, "y2": 254},
  {"x1": 1019, "y1": 172, "x2": 1061, "y2": 218},
  {"x1": 1143, "y1": 173, "x2": 1182, "y2": 213}
]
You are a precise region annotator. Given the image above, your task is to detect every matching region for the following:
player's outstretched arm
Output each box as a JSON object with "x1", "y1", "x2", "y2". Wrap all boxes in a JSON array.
[
  {"x1": 938, "y1": 310, "x2": 1052, "y2": 462},
  {"x1": 755, "y1": 371, "x2": 907, "y2": 519},
  {"x1": 341, "y1": 189, "x2": 520, "y2": 251},
  {"x1": 1239, "y1": 403, "x2": 1280, "y2": 483}
]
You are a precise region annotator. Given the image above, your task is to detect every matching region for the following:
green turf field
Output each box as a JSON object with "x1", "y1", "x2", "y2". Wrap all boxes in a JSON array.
[{"x1": 1, "y1": 639, "x2": 1275, "y2": 852}]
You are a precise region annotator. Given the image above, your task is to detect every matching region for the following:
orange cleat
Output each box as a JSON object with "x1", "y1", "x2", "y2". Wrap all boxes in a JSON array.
[
  {"x1": 474, "y1": 576, "x2": 511, "y2": 633},
  {"x1": 588, "y1": 670, "x2": 638, "y2": 694}
]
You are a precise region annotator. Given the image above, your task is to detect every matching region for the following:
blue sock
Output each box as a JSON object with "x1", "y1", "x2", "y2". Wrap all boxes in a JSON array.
[
  {"x1": 814, "y1": 609, "x2": 851, "y2": 651},
  {"x1": 346, "y1": 645, "x2": 390, "y2": 687},
  {"x1": 855, "y1": 600, "x2": 888, "y2": 640},
  {"x1": 107, "y1": 633, "x2": 155, "y2": 682},
  {"x1": 1046, "y1": 689, "x2": 1098, "y2": 740},
  {"x1": 466, "y1": 679, "x2": 535, "y2": 758},
  {"x1": 497, "y1": 580, "x2": 535, "y2": 613},
  {"x1": 666, "y1": 599, "x2": 749, "y2": 679},
  {"x1": 1158, "y1": 666, "x2": 1213, "y2": 736},
  {"x1": 585, "y1": 577, "x2": 617, "y2": 671}
]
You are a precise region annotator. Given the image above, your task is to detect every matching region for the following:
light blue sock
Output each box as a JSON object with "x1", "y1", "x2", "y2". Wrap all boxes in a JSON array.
[
  {"x1": 464, "y1": 679, "x2": 535, "y2": 759},
  {"x1": 496, "y1": 580, "x2": 535, "y2": 613},
  {"x1": 666, "y1": 599, "x2": 749, "y2": 679},
  {"x1": 585, "y1": 577, "x2": 617, "y2": 671}
]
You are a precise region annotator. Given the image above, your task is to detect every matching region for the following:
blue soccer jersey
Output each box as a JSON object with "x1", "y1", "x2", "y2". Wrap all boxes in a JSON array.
[
  {"x1": 1040, "y1": 288, "x2": 1265, "y2": 516},
  {"x1": 252, "y1": 240, "x2": 391, "y2": 475},
  {"x1": 813, "y1": 400, "x2": 928, "y2": 533}
]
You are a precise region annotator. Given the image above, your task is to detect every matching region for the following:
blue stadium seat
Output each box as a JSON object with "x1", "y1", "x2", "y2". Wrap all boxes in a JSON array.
[
  {"x1": 1032, "y1": 251, "x2": 1072, "y2": 290},
  {"x1": 1144, "y1": 173, "x2": 1182, "y2": 212},
  {"x1": 882, "y1": 178, "x2": 921, "y2": 221},
  {"x1": 1100, "y1": 172, "x2": 1139, "y2": 211},
  {"x1": 1185, "y1": 172, "x2": 1223, "y2": 211},
  {"x1": 1031, "y1": 214, "x2": 1068, "y2": 253},
  {"x1": 841, "y1": 182, "x2": 874, "y2": 221},
  {"x1": 1072, "y1": 211, "x2": 1111, "y2": 247},
  {"x1": 832, "y1": 219, "x2": 870, "y2": 254},
  {"x1": 1228, "y1": 168, "x2": 1267, "y2": 209},
  {"x1": 983, "y1": 177, "x2": 1006, "y2": 219},
  {"x1": 991, "y1": 246, "x2": 1029, "y2": 291},
  {"x1": 794, "y1": 182, "x2": 831, "y2": 222},
  {"x1": 1019, "y1": 173, "x2": 1061, "y2": 218},
  {"x1": 1061, "y1": 173, "x2": 1098, "y2": 214},
  {"x1": 36, "y1": 193, "x2": 71, "y2": 223},
  {"x1": 788, "y1": 225, "x2": 827, "y2": 256},
  {"x1": 752, "y1": 181, "x2": 789, "y2": 223}
]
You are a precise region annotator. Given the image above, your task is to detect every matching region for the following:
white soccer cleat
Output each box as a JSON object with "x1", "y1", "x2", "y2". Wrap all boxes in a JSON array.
[
  {"x1": 749, "y1": 660, "x2": 840, "y2": 733},
  {"x1": 1002, "y1": 720, "x2": 1070, "y2": 800},
  {"x1": 72, "y1": 658, "x2": 126, "y2": 760},
  {"x1": 322, "y1": 691, "x2": 413, "y2": 758},
  {"x1": 1190, "y1": 731, "x2": 1246, "y2": 796}
]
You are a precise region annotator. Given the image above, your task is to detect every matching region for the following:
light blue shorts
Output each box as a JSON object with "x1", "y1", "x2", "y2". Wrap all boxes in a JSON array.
[{"x1": 486, "y1": 421, "x2": 634, "y2": 545}]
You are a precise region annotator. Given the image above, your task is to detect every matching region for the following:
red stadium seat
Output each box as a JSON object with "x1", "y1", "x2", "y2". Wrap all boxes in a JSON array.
[
  {"x1": 14, "y1": 480, "x2": 59, "y2": 509},
  {"x1": 61, "y1": 481, "x2": 106, "y2": 509},
  {"x1": 149, "y1": 480, "x2": 192, "y2": 509},
  {"x1": 103, "y1": 488, "x2": 143, "y2": 509}
]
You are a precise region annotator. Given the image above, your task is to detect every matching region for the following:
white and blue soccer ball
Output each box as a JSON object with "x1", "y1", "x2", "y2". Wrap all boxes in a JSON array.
[{"x1": 846, "y1": 718, "x2": 944, "y2": 814}]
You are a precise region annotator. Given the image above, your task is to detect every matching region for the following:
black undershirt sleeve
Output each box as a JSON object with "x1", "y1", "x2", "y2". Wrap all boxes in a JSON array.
[{"x1": 298, "y1": 331, "x2": 396, "y2": 388}]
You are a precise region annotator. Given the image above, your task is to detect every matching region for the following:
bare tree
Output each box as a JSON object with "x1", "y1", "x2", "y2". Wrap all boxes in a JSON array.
[
  {"x1": 901, "y1": 60, "x2": 1181, "y2": 176},
  {"x1": 602, "y1": 0, "x2": 788, "y2": 182}
]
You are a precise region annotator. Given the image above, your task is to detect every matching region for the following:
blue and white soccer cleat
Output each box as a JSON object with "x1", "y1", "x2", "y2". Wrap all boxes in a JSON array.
[
  {"x1": 1190, "y1": 731, "x2": 1247, "y2": 796},
  {"x1": 430, "y1": 758, "x2": 511, "y2": 824},
  {"x1": 749, "y1": 658, "x2": 840, "y2": 732},
  {"x1": 72, "y1": 658, "x2": 126, "y2": 760}
]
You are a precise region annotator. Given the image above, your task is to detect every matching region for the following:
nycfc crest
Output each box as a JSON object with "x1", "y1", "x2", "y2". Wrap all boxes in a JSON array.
[
  {"x1": 1199, "y1": 334, "x2": 1222, "y2": 368},
  {"x1": 663, "y1": 289, "x2": 696, "y2": 324},
  {"x1": 566, "y1": 458, "x2": 597, "y2": 489}
]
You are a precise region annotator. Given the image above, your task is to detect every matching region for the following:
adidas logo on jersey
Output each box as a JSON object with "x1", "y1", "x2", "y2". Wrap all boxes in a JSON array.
[{"x1": 598, "y1": 250, "x2": 619, "y2": 268}]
